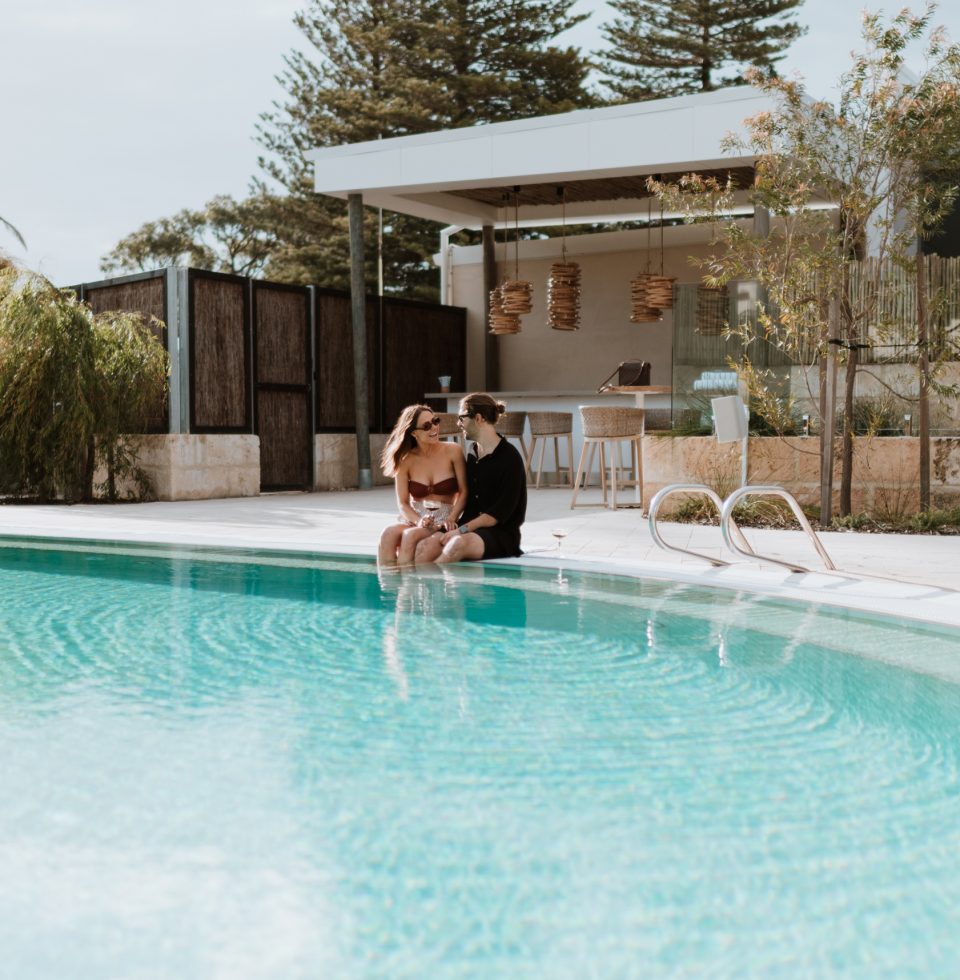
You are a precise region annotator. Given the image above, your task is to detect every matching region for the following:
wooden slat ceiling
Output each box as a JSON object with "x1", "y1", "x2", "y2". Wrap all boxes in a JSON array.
[{"x1": 450, "y1": 167, "x2": 755, "y2": 207}]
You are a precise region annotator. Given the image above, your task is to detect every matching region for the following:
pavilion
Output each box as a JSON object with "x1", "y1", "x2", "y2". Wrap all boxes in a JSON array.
[{"x1": 307, "y1": 86, "x2": 804, "y2": 488}]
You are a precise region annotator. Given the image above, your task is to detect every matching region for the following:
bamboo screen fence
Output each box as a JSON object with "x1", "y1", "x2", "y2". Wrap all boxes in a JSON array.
[
  {"x1": 190, "y1": 271, "x2": 250, "y2": 432},
  {"x1": 82, "y1": 274, "x2": 169, "y2": 432},
  {"x1": 252, "y1": 281, "x2": 312, "y2": 490},
  {"x1": 70, "y1": 268, "x2": 466, "y2": 489},
  {"x1": 313, "y1": 291, "x2": 467, "y2": 432},
  {"x1": 381, "y1": 299, "x2": 468, "y2": 424},
  {"x1": 675, "y1": 256, "x2": 960, "y2": 369}
]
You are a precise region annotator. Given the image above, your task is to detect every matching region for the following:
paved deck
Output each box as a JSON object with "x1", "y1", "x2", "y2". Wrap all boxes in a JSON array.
[{"x1": 1, "y1": 485, "x2": 958, "y2": 629}]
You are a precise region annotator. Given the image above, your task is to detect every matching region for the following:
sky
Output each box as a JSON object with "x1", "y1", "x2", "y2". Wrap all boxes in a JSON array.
[{"x1": 4, "y1": 0, "x2": 960, "y2": 285}]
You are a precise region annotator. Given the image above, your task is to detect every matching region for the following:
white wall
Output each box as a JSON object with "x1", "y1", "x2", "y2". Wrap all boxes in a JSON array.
[{"x1": 450, "y1": 231, "x2": 718, "y2": 391}]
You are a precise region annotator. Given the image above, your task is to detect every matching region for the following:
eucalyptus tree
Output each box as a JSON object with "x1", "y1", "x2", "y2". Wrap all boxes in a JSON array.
[
  {"x1": 101, "y1": 194, "x2": 279, "y2": 278},
  {"x1": 655, "y1": 5, "x2": 960, "y2": 519},
  {"x1": 599, "y1": 0, "x2": 806, "y2": 101}
]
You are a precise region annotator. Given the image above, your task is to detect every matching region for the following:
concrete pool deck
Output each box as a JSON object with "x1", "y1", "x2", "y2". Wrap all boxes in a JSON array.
[{"x1": 0, "y1": 485, "x2": 958, "y2": 629}]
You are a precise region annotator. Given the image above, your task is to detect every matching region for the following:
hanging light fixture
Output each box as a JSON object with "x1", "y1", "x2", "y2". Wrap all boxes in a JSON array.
[
  {"x1": 630, "y1": 180, "x2": 661, "y2": 323},
  {"x1": 489, "y1": 197, "x2": 520, "y2": 335},
  {"x1": 646, "y1": 187, "x2": 675, "y2": 310},
  {"x1": 500, "y1": 188, "x2": 532, "y2": 325},
  {"x1": 696, "y1": 282, "x2": 727, "y2": 335},
  {"x1": 547, "y1": 186, "x2": 581, "y2": 331}
]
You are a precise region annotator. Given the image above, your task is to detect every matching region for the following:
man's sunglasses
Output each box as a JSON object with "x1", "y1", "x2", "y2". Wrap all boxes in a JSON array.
[{"x1": 417, "y1": 417, "x2": 442, "y2": 431}]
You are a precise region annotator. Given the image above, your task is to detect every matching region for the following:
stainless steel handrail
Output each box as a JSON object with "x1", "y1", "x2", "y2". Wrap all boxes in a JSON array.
[
  {"x1": 647, "y1": 483, "x2": 755, "y2": 567},
  {"x1": 720, "y1": 485, "x2": 836, "y2": 573}
]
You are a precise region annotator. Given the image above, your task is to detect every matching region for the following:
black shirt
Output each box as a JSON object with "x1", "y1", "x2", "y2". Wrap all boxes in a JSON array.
[{"x1": 463, "y1": 436, "x2": 527, "y2": 555}]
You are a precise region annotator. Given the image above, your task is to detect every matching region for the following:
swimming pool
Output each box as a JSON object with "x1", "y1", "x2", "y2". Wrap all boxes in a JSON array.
[{"x1": 3, "y1": 539, "x2": 960, "y2": 976}]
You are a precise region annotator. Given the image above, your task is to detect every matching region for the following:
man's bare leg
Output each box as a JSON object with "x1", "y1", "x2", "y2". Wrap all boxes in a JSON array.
[
  {"x1": 434, "y1": 531, "x2": 485, "y2": 565},
  {"x1": 413, "y1": 533, "x2": 445, "y2": 564}
]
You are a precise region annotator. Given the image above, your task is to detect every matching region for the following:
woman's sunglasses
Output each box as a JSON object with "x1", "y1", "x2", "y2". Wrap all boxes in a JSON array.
[{"x1": 416, "y1": 417, "x2": 442, "y2": 432}]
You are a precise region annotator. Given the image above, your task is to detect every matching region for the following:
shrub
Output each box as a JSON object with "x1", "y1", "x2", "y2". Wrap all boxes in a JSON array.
[{"x1": 0, "y1": 268, "x2": 169, "y2": 501}]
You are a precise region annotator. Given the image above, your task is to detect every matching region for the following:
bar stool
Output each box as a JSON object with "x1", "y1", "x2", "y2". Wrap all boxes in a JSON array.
[
  {"x1": 527, "y1": 411, "x2": 574, "y2": 488},
  {"x1": 437, "y1": 413, "x2": 464, "y2": 447},
  {"x1": 570, "y1": 406, "x2": 645, "y2": 510},
  {"x1": 495, "y1": 411, "x2": 530, "y2": 471}
]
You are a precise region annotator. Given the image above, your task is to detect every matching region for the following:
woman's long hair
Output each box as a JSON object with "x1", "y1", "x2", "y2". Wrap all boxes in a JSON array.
[{"x1": 380, "y1": 403, "x2": 434, "y2": 477}]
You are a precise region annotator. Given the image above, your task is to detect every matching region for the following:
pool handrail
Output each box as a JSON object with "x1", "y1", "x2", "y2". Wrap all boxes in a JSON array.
[
  {"x1": 719, "y1": 485, "x2": 837, "y2": 574},
  {"x1": 647, "y1": 483, "x2": 756, "y2": 567}
]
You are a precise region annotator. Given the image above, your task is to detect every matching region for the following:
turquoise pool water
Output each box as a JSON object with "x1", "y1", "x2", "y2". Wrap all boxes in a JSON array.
[{"x1": 3, "y1": 541, "x2": 960, "y2": 977}]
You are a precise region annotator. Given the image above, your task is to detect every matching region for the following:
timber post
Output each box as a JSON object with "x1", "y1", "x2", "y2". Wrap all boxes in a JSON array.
[
  {"x1": 482, "y1": 224, "x2": 499, "y2": 391},
  {"x1": 348, "y1": 193, "x2": 372, "y2": 490}
]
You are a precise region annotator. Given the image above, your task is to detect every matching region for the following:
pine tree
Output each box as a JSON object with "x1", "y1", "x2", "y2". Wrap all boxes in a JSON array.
[
  {"x1": 104, "y1": 0, "x2": 594, "y2": 297},
  {"x1": 417, "y1": 0, "x2": 593, "y2": 126},
  {"x1": 253, "y1": 0, "x2": 594, "y2": 296},
  {"x1": 599, "y1": 0, "x2": 806, "y2": 101}
]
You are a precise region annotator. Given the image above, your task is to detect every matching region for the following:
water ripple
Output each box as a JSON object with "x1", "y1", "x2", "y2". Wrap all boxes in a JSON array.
[{"x1": 2, "y1": 548, "x2": 960, "y2": 975}]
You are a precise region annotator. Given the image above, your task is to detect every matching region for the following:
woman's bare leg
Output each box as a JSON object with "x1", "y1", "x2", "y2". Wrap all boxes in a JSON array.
[
  {"x1": 378, "y1": 523, "x2": 408, "y2": 566},
  {"x1": 398, "y1": 525, "x2": 434, "y2": 565}
]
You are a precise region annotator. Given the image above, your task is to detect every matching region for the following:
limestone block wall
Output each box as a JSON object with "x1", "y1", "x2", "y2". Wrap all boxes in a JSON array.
[
  {"x1": 104, "y1": 432, "x2": 960, "y2": 510},
  {"x1": 315, "y1": 434, "x2": 392, "y2": 491},
  {"x1": 125, "y1": 434, "x2": 260, "y2": 500},
  {"x1": 644, "y1": 435, "x2": 960, "y2": 517}
]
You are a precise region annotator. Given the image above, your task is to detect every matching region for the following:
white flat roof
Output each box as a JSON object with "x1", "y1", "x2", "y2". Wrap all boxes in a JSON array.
[{"x1": 308, "y1": 87, "x2": 773, "y2": 228}]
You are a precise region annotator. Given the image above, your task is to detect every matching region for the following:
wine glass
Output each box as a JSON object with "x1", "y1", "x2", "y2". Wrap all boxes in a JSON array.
[
  {"x1": 422, "y1": 499, "x2": 440, "y2": 528},
  {"x1": 551, "y1": 528, "x2": 569, "y2": 556}
]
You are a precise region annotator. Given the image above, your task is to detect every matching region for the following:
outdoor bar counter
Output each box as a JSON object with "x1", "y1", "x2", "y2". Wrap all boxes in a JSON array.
[{"x1": 426, "y1": 388, "x2": 671, "y2": 475}]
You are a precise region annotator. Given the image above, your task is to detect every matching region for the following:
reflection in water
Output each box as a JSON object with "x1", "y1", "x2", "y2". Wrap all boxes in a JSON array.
[
  {"x1": 377, "y1": 567, "x2": 465, "y2": 703},
  {"x1": 717, "y1": 630, "x2": 729, "y2": 668},
  {"x1": 375, "y1": 565, "x2": 531, "y2": 713}
]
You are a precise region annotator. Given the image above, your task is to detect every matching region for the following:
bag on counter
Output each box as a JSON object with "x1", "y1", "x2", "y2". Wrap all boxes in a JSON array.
[{"x1": 597, "y1": 360, "x2": 650, "y2": 392}]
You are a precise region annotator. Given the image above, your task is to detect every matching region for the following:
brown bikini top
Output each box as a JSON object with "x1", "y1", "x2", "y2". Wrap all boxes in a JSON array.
[{"x1": 408, "y1": 475, "x2": 459, "y2": 500}]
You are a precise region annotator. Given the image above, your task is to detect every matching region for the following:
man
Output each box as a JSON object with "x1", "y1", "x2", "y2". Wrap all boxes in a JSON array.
[{"x1": 415, "y1": 392, "x2": 527, "y2": 564}]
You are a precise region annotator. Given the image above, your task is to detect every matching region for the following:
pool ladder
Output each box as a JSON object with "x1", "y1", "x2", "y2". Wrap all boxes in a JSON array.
[{"x1": 647, "y1": 484, "x2": 836, "y2": 574}]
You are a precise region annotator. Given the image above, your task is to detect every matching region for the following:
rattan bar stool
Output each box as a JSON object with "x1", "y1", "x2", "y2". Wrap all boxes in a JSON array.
[
  {"x1": 527, "y1": 411, "x2": 574, "y2": 488},
  {"x1": 437, "y1": 412, "x2": 465, "y2": 447},
  {"x1": 570, "y1": 406, "x2": 646, "y2": 510},
  {"x1": 495, "y1": 411, "x2": 530, "y2": 471}
]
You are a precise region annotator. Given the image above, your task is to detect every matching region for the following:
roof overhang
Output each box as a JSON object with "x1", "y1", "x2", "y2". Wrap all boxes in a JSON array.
[{"x1": 308, "y1": 87, "x2": 776, "y2": 228}]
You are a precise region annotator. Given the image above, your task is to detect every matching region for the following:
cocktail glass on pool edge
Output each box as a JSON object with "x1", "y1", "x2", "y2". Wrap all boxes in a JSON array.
[{"x1": 551, "y1": 528, "x2": 569, "y2": 556}]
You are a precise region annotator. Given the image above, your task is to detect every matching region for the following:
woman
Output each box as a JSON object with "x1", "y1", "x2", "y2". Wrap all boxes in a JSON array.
[{"x1": 377, "y1": 404, "x2": 467, "y2": 566}]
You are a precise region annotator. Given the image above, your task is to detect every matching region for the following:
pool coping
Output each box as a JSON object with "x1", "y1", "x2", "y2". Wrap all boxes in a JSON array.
[{"x1": 3, "y1": 524, "x2": 959, "y2": 633}]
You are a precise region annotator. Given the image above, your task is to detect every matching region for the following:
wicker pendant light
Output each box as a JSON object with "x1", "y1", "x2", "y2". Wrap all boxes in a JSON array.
[
  {"x1": 489, "y1": 282, "x2": 520, "y2": 334},
  {"x1": 547, "y1": 261, "x2": 581, "y2": 330},
  {"x1": 696, "y1": 282, "x2": 727, "y2": 335},
  {"x1": 646, "y1": 275, "x2": 675, "y2": 310},
  {"x1": 547, "y1": 187, "x2": 581, "y2": 331},
  {"x1": 630, "y1": 272, "x2": 661, "y2": 323},
  {"x1": 502, "y1": 188, "x2": 533, "y2": 324},
  {"x1": 630, "y1": 189, "x2": 662, "y2": 323},
  {"x1": 488, "y1": 200, "x2": 520, "y2": 334},
  {"x1": 649, "y1": 181, "x2": 676, "y2": 310},
  {"x1": 501, "y1": 279, "x2": 533, "y2": 316},
  {"x1": 630, "y1": 178, "x2": 676, "y2": 322}
]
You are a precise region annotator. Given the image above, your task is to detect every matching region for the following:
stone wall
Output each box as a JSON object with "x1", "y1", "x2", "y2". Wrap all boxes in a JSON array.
[
  {"x1": 644, "y1": 435, "x2": 960, "y2": 517},
  {"x1": 314, "y1": 434, "x2": 392, "y2": 491},
  {"x1": 107, "y1": 432, "x2": 960, "y2": 513},
  {"x1": 124, "y1": 434, "x2": 260, "y2": 501}
]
